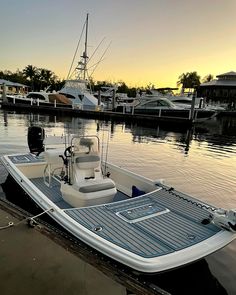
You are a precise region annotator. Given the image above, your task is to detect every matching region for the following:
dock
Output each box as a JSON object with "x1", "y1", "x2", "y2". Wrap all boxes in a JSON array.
[{"x1": 0, "y1": 101, "x2": 194, "y2": 127}]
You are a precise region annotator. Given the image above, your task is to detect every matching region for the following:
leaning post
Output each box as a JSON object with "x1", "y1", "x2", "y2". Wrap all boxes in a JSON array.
[{"x1": 2, "y1": 83, "x2": 7, "y2": 103}]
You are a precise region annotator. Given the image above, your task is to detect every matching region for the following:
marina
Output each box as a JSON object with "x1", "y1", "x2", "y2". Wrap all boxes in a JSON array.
[
  {"x1": 1, "y1": 3, "x2": 236, "y2": 294},
  {"x1": 2, "y1": 99, "x2": 235, "y2": 129}
]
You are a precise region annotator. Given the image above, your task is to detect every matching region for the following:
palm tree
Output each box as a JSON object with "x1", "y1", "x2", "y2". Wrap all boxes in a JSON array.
[
  {"x1": 177, "y1": 72, "x2": 189, "y2": 93},
  {"x1": 177, "y1": 71, "x2": 201, "y2": 93},
  {"x1": 23, "y1": 65, "x2": 38, "y2": 91},
  {"x1": 40, "y1": 69, "x2": 53, "y2": 88},
  {"x1": 202, "y1": 74, "x2": 214, "y2": 83}
]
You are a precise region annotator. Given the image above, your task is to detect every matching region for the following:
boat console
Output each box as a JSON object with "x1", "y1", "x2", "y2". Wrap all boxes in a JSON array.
[{"x1": 60, "y1": 136, "x2": 117, "y2": 207}]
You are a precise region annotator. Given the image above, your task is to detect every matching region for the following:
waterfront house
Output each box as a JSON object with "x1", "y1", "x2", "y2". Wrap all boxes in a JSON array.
[
  {"x1": 198, "y1": 71, "x2": 236, "y2": 106},
  {"x1": 0, "y1": 79, "x2": 29, "y2": 95}
]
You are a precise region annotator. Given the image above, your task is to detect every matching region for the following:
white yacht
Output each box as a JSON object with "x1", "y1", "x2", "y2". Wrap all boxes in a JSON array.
[{"x1": 59, "y1": 14, "x2": 100, "y2": 110}]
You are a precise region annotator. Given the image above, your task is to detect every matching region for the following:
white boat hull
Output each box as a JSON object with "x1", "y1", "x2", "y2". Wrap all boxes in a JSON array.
[{"x1": 1, "y1": 153, "x2": 236, "y2": 273}]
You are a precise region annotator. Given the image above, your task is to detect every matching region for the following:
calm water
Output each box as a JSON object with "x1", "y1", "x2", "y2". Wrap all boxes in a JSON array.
[{"x1": 0, "y1": 110, "x2": 236, "y2": 294}]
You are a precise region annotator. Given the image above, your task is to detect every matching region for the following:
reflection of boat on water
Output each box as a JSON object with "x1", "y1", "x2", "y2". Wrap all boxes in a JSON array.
[{"x1": 1, "y1": 126, "x2": 236, "y2": 274}]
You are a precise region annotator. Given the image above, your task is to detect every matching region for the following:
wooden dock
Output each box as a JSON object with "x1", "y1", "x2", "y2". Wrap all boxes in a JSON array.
[{"x1": 0, "y1": 101, "x2": 194, "y2": 127}]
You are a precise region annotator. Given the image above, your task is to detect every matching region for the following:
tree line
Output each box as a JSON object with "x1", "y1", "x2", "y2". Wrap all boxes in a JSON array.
[
  {"x1": 0, "y1": 65, "x2": 64, "y2": 92},
  {"x1": 0, "y1": 65, "x2": 214, "y2": 96}
]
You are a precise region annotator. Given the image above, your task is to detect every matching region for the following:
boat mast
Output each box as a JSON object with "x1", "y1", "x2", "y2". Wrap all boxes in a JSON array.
[
  {"x1": 74, "y1": 13, "x2": 89, "y2": 81},
  {"x1": 77, "y1": 13, "x2": 89, "y2": 80}
]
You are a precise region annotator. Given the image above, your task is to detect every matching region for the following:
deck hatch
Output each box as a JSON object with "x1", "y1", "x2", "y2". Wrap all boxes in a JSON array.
[
  {"x1": 9, "y1": 154, "x2": 44, "y2": 164},
  {"x1": 117, "y1": 202, "x2": 170, "y2": 223}
]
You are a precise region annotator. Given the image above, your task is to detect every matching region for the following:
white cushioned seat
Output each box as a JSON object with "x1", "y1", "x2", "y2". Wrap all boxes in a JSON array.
[{"x1": 75, "y1": 153, "x2": 100, "y2": 169}]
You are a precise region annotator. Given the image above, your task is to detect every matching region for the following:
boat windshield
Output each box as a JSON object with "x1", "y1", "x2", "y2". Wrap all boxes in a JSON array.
[
  {"x1": 72, "y1": 136, "x2": 99, "y2": 154},
  {"x1": 140, "y1": 98, "x2": 176, "y2": 108}
]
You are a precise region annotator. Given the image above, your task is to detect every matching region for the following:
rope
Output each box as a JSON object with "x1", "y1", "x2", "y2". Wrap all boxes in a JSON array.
[
  {"x1": 0, "y1": 208, "x2": 54, "y2": 231},
  {"x1": 0, "y1": 221, "x2": 14, "y2": 230},
  {"x1": 27, "y1": 208, "x2": 54, "y2": 223},
  {"x1": 163, "y1": 186, "x2": 217, "y2": 212}
]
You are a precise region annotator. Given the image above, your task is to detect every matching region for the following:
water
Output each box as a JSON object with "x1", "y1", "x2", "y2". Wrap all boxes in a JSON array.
[{"x1": 0, "y1": 110, "x2": 236, "y2": 294}]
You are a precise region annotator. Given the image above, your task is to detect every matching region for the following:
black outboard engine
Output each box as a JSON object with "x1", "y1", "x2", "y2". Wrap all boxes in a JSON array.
[{"x1": 27, "y1": 126, "x2": 45, "y2": 155}]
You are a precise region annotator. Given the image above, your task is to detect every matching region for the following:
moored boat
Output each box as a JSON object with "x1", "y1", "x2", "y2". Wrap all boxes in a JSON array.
[
  {"x1": 116, "y1": 96, "x2": 218, "y2": 123},
  {"x1": 1, "y1": 126, "x2": 236, "y2": 273}
]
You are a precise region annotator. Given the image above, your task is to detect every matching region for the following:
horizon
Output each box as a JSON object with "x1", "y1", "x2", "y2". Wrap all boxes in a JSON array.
[{"x1": 1, "y1": 0, "x2": 236, "y2": 88}]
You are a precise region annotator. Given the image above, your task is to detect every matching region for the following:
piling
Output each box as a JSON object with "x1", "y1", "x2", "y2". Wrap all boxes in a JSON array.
[
  {"x1": 189, "y1": 92, "x2": 196, "y2": 120},
  {"x1": 98, "y1": 89, "x2": 101, "y2": 106},
  {"x1": 2, "y1": 83, "x2": 7, "y2": 103},
  {"x1": 112, "y1": 89, "x2": 116, "y2": 110}
]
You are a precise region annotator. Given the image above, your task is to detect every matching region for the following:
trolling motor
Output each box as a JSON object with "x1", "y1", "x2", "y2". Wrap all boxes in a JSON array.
[
  {"x1": 204, "y1": 209, "x2": 236, "y2": 232},
  {"x1": 27, "y1": 126, "x2": 45, "y2": 155}
]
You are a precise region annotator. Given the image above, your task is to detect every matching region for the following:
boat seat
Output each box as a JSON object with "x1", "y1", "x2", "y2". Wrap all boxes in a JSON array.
[
  {"x1": 61, "y1": 177, "x2": 117, "y2": 207},
  {"x1": 43, "y1": 149, "x2": 64, "y2": 187},
  {"x1": 79, "y1": 181, "x2": 115, "y2": 193},
  {"x1": 75, "y1": 153, "x2": 100, "y2": 169}
]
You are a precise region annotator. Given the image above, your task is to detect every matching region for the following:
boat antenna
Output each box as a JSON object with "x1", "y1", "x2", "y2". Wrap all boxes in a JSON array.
[
  {"x1": 100, "y1": 127, "x2": 110, "y2": 177},
  {"x1": 104, "y1": 130, "x2": 110, "y2": 177},
  {"x1": 66, "y1": 15, "x2": 87, "y2": 79},
  {"x1": 83, "y1": 13, "x2": 89, "y2": 80},
  {"x1": 100, "y1": 127, "x2": 105, "y2": 175}
]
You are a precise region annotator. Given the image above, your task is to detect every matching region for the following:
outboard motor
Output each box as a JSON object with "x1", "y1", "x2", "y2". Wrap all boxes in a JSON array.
[{"x1": 27, "y1": 126, "x2": 45, "y2": 155}]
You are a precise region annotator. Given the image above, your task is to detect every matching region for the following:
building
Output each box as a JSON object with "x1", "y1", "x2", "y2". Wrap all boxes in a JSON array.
[
  {"x1": 0, "y1": 79, "x2": 29, "y2": 95},
  {"x1": 197, "y1": 71, "x2": 236, "y2": 104}
]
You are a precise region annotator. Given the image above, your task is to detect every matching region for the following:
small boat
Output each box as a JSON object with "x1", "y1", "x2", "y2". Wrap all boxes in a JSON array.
[{"x1": 1, "y1": 126, "x2": 236, "y2": 273}]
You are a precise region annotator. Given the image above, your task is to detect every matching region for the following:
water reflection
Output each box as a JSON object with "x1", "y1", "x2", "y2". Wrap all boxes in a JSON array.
[{"x1": 116, "y1": 117, "x2": 236, "y2": 157}]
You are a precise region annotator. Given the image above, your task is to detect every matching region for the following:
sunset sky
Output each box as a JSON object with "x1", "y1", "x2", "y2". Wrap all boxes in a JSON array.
[{"x1": 1, "y1": 0, "x2": 236, "y2": 88}]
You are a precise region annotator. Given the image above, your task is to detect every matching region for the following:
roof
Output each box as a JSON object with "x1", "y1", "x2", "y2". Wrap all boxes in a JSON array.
[
  {"x1": 216, "y1": 71, "x2": 236, "y2": 78},
  {"x1": 0, "y1": 79, "x2": 28, "y2": 87},
  {"x1": 200, "y1": 79, "x2": 236, "y2": 87},
  {"x1": 200, "y1": 71, "x2": 236, "y2": 87}
]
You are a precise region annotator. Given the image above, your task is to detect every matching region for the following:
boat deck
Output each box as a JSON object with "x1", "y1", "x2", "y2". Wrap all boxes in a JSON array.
[{"x1": 31, "y1": 176, "x2": 220, "y2": 259}]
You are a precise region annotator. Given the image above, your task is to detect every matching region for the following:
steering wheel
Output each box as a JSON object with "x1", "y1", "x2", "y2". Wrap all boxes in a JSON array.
[{"x1": 64, "y1": 146, "x2": 73, "y2": 158}]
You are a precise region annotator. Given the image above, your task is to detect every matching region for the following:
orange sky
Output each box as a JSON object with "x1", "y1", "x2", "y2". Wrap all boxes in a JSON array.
[{"x1": 1, "y1": 0, "x2": 236, "y2": 89}]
